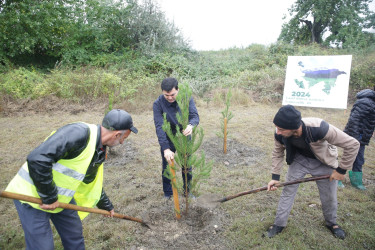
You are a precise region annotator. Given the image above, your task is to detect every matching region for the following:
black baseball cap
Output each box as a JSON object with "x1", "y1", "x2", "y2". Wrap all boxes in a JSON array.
[
  {"x1": 273, "y1": 105, "x2": 301, "y2": 130},
  {"x1": 102, "y1": 109, "x2": 138, "y2": 134}
]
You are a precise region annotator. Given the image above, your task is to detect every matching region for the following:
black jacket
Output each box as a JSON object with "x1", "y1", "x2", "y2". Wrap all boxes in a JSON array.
[
  {"x1": 27, "y1": 123, "x2": 113, "y2": 211},
  {"x1": 344, "y1": 89, "x2": 375, "y2": 145},
  {"x1": 153, "y1": 94, "x2": 199, "y2": 151}
]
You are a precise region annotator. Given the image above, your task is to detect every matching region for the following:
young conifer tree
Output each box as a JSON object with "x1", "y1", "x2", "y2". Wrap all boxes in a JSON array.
[
  {"x1": 217, "y1": 88, "x2": 234, "y2": 153},
  {"x1": 162, "y1": 83, "x2": 212, "y2": 214}
]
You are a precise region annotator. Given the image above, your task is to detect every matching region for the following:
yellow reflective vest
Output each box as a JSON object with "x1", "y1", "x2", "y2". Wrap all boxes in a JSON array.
[{"x1": 6, "y1": 123, "x2": 103, "y2": 220}]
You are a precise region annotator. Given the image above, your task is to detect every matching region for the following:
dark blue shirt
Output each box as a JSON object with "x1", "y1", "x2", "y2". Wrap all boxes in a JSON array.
[{"x1": 153, "y1": 94, "x2": 199, "y2": 151}]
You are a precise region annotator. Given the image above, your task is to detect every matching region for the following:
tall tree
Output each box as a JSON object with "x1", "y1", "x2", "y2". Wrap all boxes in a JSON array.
[
  {"x1": 0, "y1": 0, "x2": 80, "y2": 63},
  {"x1": 278, "y1": 0, "x2": 375, "y2": 48},
  {"x1": 0, "y1": 0, "x2": 190, "y2": 67}
]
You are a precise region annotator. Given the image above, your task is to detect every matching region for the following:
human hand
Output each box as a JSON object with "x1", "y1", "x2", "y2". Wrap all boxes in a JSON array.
[
  {"x1": 267, "y1": 180, "x2": 280, "y2": 191},
  {"x1": 39, "y1": 200, "x2": 59, "y2": 210},
  {"x1": 104, "y1": 209, "x2": 114, "y2": 218},
  {"x1": 164, "y1": 149, "x2": 174, "y2": 162},
  {"x1": 330, "y1": 170, "x2": 345, "y2": 181},
  {"x1": 183, "y1": 124, "x2": 193, "y2": 136}
]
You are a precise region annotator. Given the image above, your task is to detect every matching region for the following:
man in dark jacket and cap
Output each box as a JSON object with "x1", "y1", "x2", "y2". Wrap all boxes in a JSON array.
[
  {"x1": 6, "y1": 109, "x2": 138, "y2": 250},
  {"x1": 266, "y1": 105, "x2": 359, "y2": 240},
  {"x1": 342, "y1": 86, "x2": 375, "y2": 190}
]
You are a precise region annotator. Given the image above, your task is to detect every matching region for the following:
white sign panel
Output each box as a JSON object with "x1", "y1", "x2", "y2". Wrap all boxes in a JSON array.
[{"x1": 282, "y1": 55, "x2": 352, "y2": 109}]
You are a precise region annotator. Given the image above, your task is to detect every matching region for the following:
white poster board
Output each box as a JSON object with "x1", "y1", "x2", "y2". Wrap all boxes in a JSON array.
[{"x1": 282, "y1": 55, "x2": 352, "y2": 109}]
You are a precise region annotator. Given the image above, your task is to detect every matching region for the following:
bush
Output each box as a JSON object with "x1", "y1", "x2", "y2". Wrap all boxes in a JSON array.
[
  {"x1": 350, "y1": 50, "x2": 375, "y2": 92},
  {"x1": 0, "y1": 68, "x2": 49, "y2": 99},
  {"x1": 1, "y1": 44, "x2": 374, "y2": 105},
  {"x1": 47, "y1": 67, "x2": 152, "y2": 103}
]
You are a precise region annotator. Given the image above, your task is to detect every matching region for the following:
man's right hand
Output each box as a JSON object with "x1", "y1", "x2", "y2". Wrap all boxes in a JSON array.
[
  {"x1": 267, "y1": 180, "x2": 280, "y2": 191},
  {"x1": 164, "y1": 149, "x2": 174, "y2": 162},
  {"x1": 39, "y1": 200, "x2": 59, "y2": 210}
]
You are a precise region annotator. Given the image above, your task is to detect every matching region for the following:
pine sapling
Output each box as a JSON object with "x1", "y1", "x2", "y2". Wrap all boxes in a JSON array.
[
  {"x1": 162, "y1": 83, "x2": 212, "y2": 215},
  {"x1": 217, "y1": 88, "x2": 234, "y2": 153}
]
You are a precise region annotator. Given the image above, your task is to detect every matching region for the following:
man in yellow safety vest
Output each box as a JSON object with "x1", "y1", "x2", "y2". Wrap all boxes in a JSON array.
[{"x1": 6, "y1": 109, "x2": 138, "y2": 250}]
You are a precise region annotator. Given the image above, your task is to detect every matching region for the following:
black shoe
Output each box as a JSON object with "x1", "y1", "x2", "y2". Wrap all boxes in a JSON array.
[
  {"x1": 326, "y1": 224, "x2": 346, "y2": 240},
  {"x1": 267, "y1": 225, "x2": 284, "y2": 238}
]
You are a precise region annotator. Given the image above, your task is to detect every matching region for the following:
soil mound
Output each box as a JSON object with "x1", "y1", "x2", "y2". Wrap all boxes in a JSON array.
[{"x1": 134, "y1": 200, "x2": 230, "y2": 249}]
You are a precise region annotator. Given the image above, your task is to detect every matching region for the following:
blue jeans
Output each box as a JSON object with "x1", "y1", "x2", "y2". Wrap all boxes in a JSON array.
[
  {"x1": 352, "y1": 144, "x2": 365, "y2": 172},
  {"x1": 14, "y1": 198, "x2": 85, "y2": 250}
]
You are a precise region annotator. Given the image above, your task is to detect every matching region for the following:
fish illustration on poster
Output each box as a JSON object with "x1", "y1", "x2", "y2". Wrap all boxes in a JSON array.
[{"x1": 282, "y1": 55, "x2": 352, "y2": 109}]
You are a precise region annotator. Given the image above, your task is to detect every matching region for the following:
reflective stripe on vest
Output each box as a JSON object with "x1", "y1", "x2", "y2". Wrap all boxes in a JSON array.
[
  {"x1": 52, "y1": 162, "x2": 85, "y2": 181},
  {"x1": 17, "y1": 167, "x2": 76, "y2": 197},
  {"x1": 5, "y1": 123, "x2": 103, "y2": 218}
]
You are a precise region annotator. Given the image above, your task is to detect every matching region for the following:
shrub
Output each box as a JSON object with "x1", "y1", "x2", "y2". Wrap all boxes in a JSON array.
[
  {"x1": 0, "y1": 68, "x2": 48, "y2": 99},
  {"x1": 350, "y1": 51, "x2": 375, "y2": 92}
]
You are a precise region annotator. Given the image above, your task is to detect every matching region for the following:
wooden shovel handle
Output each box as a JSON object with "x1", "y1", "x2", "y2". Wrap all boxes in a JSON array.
[
  {"x1": 218, "y1": 175, "x2": 331, "y2": 203},
  {"x1": 0, "y1": 191, "x2": 149, "y2": 227}
]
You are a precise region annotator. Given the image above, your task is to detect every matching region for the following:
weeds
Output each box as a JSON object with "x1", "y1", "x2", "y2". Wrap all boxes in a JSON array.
[{"x1": 1, "y1": 44, "x2": 374, "y2": 104}]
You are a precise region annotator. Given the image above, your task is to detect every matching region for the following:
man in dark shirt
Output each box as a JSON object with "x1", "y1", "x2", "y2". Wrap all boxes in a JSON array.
[{"x1": 153, "y1": 77, "x2": 199, "y2": 199}]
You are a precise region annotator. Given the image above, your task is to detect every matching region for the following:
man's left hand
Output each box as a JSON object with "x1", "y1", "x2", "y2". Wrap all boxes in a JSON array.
[
  {"x1": 183, "y1": 124, "x2": 193, "y2": 136},
  {"x1": 330, "y1": 170, "x2": 345, "y2": 181},
  {"x1": 104, "y1": 209, "x2": 115, "y2": 218},
  {"x1": 39, "y1": 201, "x2": 59, "y2": 210}
]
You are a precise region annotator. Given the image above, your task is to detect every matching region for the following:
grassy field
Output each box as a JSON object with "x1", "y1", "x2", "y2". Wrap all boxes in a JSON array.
[{"x1": 0, "y1": 98, "x2": 374, "y2": 249}]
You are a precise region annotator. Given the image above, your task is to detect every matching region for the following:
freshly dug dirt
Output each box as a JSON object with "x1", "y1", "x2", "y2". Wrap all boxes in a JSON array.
[
  {"x1": 103, "y1": 139, "x2": 232, "y2": 249},
  {"x1": 133, "y1": 201, "x2": 230, "y2": 249},
  {"x1": 100, "y1": 136, "x2": 265, "y2": 249}
]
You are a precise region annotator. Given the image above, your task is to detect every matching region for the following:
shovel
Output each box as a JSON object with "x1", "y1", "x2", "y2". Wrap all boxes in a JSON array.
[
  {"x1": 0, "y1": 191, "x2": 151, "y2": 229},
  {"x1": 197, "y1": 175, "x2": 330, "y2": 208}
]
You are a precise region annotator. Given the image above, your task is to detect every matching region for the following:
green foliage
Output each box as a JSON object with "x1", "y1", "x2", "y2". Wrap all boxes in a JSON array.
[
  {"x1": 0, "y1": 0, "x2": 77, "y2": 65},
  {"x1": 162, "y1": 83, "x2": 212, "y2": 213},
  {"x1": 126, "y1": 0, "x2": 190, "y2": 54},
  {"x1": 278, "y1": 0, "x2": 375, "y2": 49},
  {"x1": 48, "y1": 70, "x2": 121, "y2": 100},
  {"x1": 0, "y1": 65, "x2": 155, "y2": 103},
  {"x1": 350, "y1": 49, "x2": 375, "y2": 91},
  {"x1": 0, "y1": 0, "x2": 191, "y2": 68},
  {"x1": 46, "y1": 67, "x2": 148, "y2": 102},
  {"x1": 106, "y1": 93, "x2": 114, "y2": 115},
  {"x1": 1, "y1": 43, "x2": 375, "y2": 104},
  {"x1": 0, "y1": 68, "x2": 49, "y2": 99}
]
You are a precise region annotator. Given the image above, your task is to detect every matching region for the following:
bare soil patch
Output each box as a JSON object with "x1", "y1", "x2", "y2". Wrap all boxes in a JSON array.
[
  {"x1": 106, "y1": 140, "x2": 138, "y2": 166},
  {"x1": 133, "y1": 201, "x2": 230, "y2": 249},
  {"x1": 202, "y1": 137, "x2": 265, "y2": 167}
]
